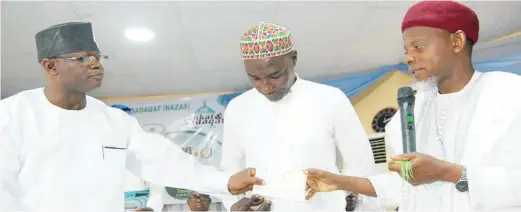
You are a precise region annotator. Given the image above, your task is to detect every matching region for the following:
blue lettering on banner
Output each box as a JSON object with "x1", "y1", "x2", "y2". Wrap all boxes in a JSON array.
[
  {"x1": 162, "y1": 103, "x2": 190, "y2": 112},
  {"x1": 130, "y1": 103, "x2": 190, "y2": 114}
]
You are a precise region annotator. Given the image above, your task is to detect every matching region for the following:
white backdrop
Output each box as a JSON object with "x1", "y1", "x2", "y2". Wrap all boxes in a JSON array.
[
  {"x1": 106, "y1": 94, "x2": 225, "y2": 168},
  {"x1": 105, "y1": 94, "x2": 227, "y2": 209}
]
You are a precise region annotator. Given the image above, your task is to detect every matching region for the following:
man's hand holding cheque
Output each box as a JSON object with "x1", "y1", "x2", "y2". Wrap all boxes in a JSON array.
[
  {"x1": 304, "y1": 169, "x2": 377, "y2": 199},
  {"x1": 228, "y1": 168, "x2": 266, "y2": 195},
  {"x1": 303, "y1": 153, "x2": 464, "y2": 200}
]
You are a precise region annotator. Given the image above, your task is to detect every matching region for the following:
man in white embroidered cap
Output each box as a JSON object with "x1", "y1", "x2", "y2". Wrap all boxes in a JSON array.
[
  {"x1": 217, "y1": 22, "x2": 376, "y2": 212},
  {"x1": 0, "y1": 22, "x2": 264, "y2": 212}
]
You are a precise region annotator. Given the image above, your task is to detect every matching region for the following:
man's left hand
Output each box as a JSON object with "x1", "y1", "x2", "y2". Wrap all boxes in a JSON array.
[
  {"x1": 389, "y1": 152, "x2": 461, "y2": 186},
  {"x1": 228, "y1": 168, "x2": 265, "y2": 195}
]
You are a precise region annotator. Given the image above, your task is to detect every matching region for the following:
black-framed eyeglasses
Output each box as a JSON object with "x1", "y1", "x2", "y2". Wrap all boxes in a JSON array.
[
  {"x1": 56, "y1": 55, "x2": 109, "y2": 65},
  {"x1": 188, "y1": 194, "x2": 210, "y2": 201}
]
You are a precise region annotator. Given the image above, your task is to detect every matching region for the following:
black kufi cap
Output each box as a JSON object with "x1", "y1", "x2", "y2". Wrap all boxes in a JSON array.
[{"x1": 35, "y1": 22, "x2": 100, "y2": 62}]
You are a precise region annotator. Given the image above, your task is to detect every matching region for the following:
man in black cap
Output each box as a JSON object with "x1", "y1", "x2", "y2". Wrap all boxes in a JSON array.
[{"x1": 0, "y1": 22, "x2": 263, "y2": 212}]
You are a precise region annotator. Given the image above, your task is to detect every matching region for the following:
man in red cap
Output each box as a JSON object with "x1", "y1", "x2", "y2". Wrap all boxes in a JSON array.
[{"x1": 302, "y1": 1, "x2": 521, "y2": 211}]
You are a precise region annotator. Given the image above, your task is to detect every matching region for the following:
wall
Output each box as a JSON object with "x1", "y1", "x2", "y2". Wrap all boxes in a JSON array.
[{"x1": 350, "y1": 71, "x2": 413, "y2": 135}]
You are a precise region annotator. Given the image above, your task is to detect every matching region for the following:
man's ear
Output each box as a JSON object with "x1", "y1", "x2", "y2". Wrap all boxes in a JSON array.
[
  {"x1": 41, "y1": 58, "x2": 58, "y2": 76},
  {"x1": 451, "y1": 30, "x2": 466, "y2": 54}
]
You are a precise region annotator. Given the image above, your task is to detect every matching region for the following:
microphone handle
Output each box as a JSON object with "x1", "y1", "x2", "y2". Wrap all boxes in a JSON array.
[{"x1": 399, "y1": 101, "x2": 416, "y2": 153}]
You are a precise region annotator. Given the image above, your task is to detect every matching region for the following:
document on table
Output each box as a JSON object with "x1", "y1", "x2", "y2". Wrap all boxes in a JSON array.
[{"x1": 252, "y1": 170, "x2": 307, "y2": 202}]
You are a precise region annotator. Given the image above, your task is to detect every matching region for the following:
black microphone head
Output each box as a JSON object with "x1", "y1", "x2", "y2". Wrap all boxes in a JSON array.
[{"x1": 397, "y1": 86, "x2": 415, "y2": 99}]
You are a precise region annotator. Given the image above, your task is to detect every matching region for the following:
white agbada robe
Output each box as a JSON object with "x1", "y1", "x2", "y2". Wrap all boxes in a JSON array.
[
  {"x1": 0, "y1": 88, "x2": 235, "y2": 212},
  {"x1": 219, "y1": 77, "x2": 377, "y2": 212},
  {"x1": 368, "y1": 71, "x2": 521, "y2": 211},
  {"x1": 124, "y1": 171, "x2": 147, "y2": 192}
]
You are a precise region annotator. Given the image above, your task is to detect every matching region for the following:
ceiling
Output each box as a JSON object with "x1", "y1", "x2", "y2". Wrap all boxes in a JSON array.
[{"x1": 2, "y1": 1, "x2": 521, "y2": 99}]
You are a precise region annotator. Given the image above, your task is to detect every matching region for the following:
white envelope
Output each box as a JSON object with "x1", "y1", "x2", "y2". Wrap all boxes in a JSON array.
[{"x1": 252, "y1": 170, "x2": 307, "y2": 202}]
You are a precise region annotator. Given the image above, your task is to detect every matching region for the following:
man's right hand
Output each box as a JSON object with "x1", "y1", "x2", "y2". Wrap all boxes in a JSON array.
[
  {"x1": 304, "y1": 168, "x2": 342, "y2": 200},
  {"x1": 231, "y1": 196, "x2": 271, "y2": 211},
  {"x1": 228, "y1": 168, "x2": 265, "y2": 195}
]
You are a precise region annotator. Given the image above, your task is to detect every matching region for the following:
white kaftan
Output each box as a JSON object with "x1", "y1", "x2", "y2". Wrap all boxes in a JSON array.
[
  {"x1": 368, "y1": 71, "x2": 521, "y2": 211},
  {"x1": 219, "y1": 78, "x2": 377, "y2": 212},
  {"x1": 124, "y1": 170, "x2": 147, "y2": 192},
  {"x1": 0, "y1": 88, "x2": 234, "y2": 212}
]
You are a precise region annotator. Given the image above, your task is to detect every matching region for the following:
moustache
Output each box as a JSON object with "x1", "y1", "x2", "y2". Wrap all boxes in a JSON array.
[{"x1": 89, "y1": 68, "x2": 104, "y2": 74}]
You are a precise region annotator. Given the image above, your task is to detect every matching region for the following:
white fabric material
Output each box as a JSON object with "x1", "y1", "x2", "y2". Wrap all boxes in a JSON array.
[
  {"x1": 147, "y1": 184, "x2": 167, "y2": 212},
  {"x1": 0, "y1": 88, "x2": 234, "y2": 212},
  {"x1": 368, "y1": 71, "x2": 521, "y2": 211},
  {"x1": 124, "y1": 171, "x2": 147, "y2": 192},
  {"x1": 218, "y1": 78, "x2": 377, "y2": 212}
]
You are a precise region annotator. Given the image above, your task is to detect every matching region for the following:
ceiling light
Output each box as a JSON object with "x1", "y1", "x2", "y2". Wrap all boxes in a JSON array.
[{"x1": 124, "y1": 28, "x2": 155, "y2": 42}]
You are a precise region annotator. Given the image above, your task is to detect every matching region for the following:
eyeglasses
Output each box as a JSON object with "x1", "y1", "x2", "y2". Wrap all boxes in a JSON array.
[
  {"x1": 56, "y1": 55, "x2": 109, "y2": 65},
  {"x1": 188, "y1": 195, "x2": 210, "y2": 201}
]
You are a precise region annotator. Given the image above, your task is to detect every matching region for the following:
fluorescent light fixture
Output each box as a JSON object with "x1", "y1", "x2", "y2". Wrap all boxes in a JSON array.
[{"x1": 124, "y1": 27, "x2": 155, "y2": 42}]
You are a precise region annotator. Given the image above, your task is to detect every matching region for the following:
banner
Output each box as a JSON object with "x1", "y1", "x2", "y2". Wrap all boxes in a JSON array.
[{"x1": 105, "y1": 94, "x2": 226, "y2": 203}]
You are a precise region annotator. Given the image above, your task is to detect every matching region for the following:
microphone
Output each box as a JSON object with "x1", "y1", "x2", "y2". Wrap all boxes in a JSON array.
[{"x1": 397, "y1": 86, "x2": 416, "y2": 154}]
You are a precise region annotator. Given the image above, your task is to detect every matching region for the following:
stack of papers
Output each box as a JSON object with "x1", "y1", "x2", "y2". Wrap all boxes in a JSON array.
[{"x1": 252, "y1": 170, "x2": 307, "y2": 202}]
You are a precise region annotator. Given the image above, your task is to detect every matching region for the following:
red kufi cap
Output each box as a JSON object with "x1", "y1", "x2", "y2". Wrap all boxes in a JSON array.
[{"x1": 402, "y1": 1, "x2": 480, "y2": 43}]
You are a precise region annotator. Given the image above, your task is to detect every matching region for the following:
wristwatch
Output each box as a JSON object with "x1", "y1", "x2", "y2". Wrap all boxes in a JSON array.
[{"x1": 455, "y1": 166, "x2": 469, "y2": 192}]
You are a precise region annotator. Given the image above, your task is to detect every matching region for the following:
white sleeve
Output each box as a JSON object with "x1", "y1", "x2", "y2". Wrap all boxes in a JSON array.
[
  {"x1": 146, "y1": 183, "x2": 166, "y2": 212},
  {"x1": 367, "y1": 113, "x2": 403, "y2": 210},
  {"x1": 215, "y1": 105, "x2": 245, "y2": 211},
  {"x1": 331, "y1": 91, "x2": 382, "y2": 210},
  {"x1": 122, "y1": 114, "x2": 234, "y2": 196},
  {"x1": 0, "y1": 102, "x2": 29, "y2": 211},
  {"x1": 332, "y1": 91, "x2": 375, "y2": 177},
  {"x1": 467, "y1": 112, "x2": 521, "y2": 210}
]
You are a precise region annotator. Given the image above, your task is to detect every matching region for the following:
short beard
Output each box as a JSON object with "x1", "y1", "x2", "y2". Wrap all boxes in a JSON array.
[
  {"x1": 412, "y1": 75, "x2": 440, "y2": 93},
  {"x1": 279, "y1": 71, "x2": 297, "y2": 96}
]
